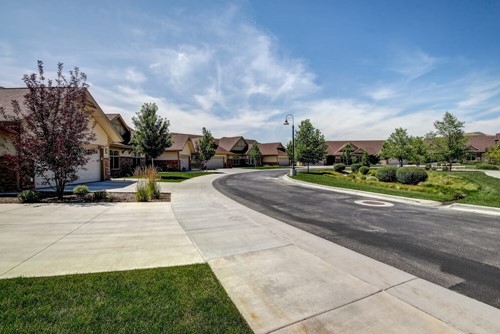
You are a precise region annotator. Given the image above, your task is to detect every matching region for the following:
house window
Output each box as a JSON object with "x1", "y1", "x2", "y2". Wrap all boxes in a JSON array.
[{"x1": 110, "y1": 150, "x2": 120, "y2": 170}]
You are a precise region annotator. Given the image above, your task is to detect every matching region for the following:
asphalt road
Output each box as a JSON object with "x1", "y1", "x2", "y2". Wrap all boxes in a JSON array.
[{"x1": 214, "y1": 170, "x2": 500, "y2": 308}]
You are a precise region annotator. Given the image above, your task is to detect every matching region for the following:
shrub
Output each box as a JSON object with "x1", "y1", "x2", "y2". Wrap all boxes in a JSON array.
[
  {"x1": 425, "y1": 163, "x2": 431, "y2": 170},
  {"x1": 18, "y1": 190, "x2": 41, "y2": 203},
  {"x1": 366, "y1": 176, "x2": 378, "y2": 182},
  {"x1": 93, "y1": 190, "x2": 109, "y2": 201},
  {"x1": 377, "y1": 166, "x2": 397, "y2": 182},
  {"x1": 396, "y1": 167, "x2": 428, "y2": 185},
  {"x1": 347, "y1": 174, "x2": 356, "y2": 179},
  {"x1": 476, "y1": 163, "x2": 499, "y2": 170},
  {"x1": 441, "y1": 165, "x2": 449, "y2": 172},
  {"x1": 453, "y1": 191, "x2": 467, "y2": 200},
  {"x1": 135, "y1": 166, "x2": 160, "y2": 200},
  {"x1": 333, "y1": 163, "x2": 346, "y2": 172},
  {"x1": 360, "y1": 175, "x2": 366, "y2": 180},
  {"x1": 73, "y1": 185, "x2": 89, "y2": 197},
  {"x1": 359, "y1": 166, "x2": 370, "y2": 175},
  {"x1": 350, "y1": 163, "x2": 362, "y2": 173},
  {"x1": 136, "y1": 180, "x2": 150, "y2": 202}
]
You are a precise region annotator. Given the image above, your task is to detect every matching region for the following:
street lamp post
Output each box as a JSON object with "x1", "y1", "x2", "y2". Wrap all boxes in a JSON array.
[{"x1": 284, "y1": 114, "x2": 296, "y2": 176}]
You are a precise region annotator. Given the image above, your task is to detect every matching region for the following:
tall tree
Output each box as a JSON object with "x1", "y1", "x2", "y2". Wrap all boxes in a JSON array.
[
  {"x1": 381, "y1": 128, "x2": 413, "y2": 167},
  {"x1": 131, "y1": 103, "x2": 172, "y2": 166},
  {"x1": 341, "y1": 143, "x2": 353, "y2": 165},
  {"x1": 248, "y1": 142, "x2": 262, "y2": 167},
  {"x1": 0, "y1": 61, "x2": 95, "y2": 199},
  {"x1": 485, "y1": 143, "x2": 500, "y2": 163},
  {"x1": 295, "y1": 119, "x2": 327, "y2": 173},
  {"x1": 285, "y1": 140, "x2": 295, "y2": 165},
  {"x1": 426, "y1": 112, "x2": 467, "y2": 171},
  {"x1": 409, "y1": 136, "x2": 428, "y2": 166},
  {"x1": 197, "y1": 127, "x2": 216, "y2": 170},
  {"x1": 361, "y1": 150, "x2": 370, "y2": 166}
]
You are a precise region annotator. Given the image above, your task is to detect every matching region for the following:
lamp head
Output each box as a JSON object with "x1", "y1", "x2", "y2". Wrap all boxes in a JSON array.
[{"x1": 283, "y1": 119, "x2": 289, "y2": 126}]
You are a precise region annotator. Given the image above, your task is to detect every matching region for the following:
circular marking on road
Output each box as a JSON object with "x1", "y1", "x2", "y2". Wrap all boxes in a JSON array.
[{"x1": 355, "y1": 200, "x2": 394, "y2": 207}]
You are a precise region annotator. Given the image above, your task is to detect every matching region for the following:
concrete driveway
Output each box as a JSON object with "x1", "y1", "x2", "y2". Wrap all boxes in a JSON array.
[{"x1": 0, "y1": 202, "x2": 203, "y2": 278}]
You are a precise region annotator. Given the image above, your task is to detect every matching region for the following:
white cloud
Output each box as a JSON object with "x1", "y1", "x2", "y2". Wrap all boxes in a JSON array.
[
  {"x1": 125, "y1": 67, "x2": 146, "y2": 83},
  {"x1": 366, "y1": 87, "x2": 397, "y2": 101},
  {"x1": 391, "y1": 49, "x2": 440, "y2": 81}
]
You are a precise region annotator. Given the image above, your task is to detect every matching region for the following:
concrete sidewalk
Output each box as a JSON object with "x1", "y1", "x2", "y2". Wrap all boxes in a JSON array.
[{"x1": 171, "y1": 171, "x2": 500, "y2": 334}]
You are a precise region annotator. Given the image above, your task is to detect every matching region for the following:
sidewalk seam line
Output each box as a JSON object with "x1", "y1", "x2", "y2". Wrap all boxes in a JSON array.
[
  {"x1": 0, "y1": 204, "x2": 116, "y2": 277},
  {"x1": 206, "y1": 243, "x2": 294, "y2": 261},
  {"x1": 267, "y1": 289, "x2": 383, "y2": 334}
]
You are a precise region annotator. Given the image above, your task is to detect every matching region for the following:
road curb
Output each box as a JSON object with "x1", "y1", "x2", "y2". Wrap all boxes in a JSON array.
[
  {"x1": 444, "y1": 203, "x2": 500, "y2": 217},
  {"x1": 283, "y1": 175, "x2": 442, "y2": 207}
]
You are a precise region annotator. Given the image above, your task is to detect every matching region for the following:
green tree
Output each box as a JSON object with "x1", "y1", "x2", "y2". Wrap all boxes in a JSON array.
[
  {"x1": 197, "y1": 127, "x2": 216, "y2": 170},
  {"x1": 295, "y1": 119, "x2": 327, "y2": 173},
  {"x1": 485, "y1": 143, "x2": 500, "y2": 163},
  {"x1": 285, "y1": 140, "x2": 296, "y2": 166},
  {"x1": 381, "y1": 128, "x2": 413, "y2": 167},
  {"x1": 341, "y1": 143, "x2": 353, "y2": 165},
  {"x1": 409, "y1": 136, "x2": 428, "y2": 166},
  {"x1": 361, "y1": 151, "x2": 370, "y2": 166},
  {"x1": 131, "y1": 103, "x2": 172, "y2": 166},
  {"x1": 248, "y1": 142, "x2": 262, "y2": 167},
  {"x1": 426, "y1": 112, "x2": 467, "y2": 171}
]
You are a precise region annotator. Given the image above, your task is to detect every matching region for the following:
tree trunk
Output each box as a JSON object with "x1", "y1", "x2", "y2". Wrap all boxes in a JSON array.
[
  {"x1": 449, "y1": 160, "x2": 453, "y2": 172},
  {"x1": 307, "y1": 162, "x2": 310, "y2": 173},
  {"x1": 399, "y1": 158, "x2": 403, "y2": 167}
]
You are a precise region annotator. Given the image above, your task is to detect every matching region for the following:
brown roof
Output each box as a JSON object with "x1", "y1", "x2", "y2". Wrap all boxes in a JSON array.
[
  {"x1": 258, "y1": 142, "x2": 287, "y2": 156},
  {"x1": 217, "y1": 136, "x2": 245, "y2": 152},
  {"x1": 165, "y1": 133, "x2": 192, "y2": 151},
  {"x1": 466, "y1": 134, "x2": 499, "y2": 153},
  {"x1": 0, "y1": 87, "x2": 123, "y2": 142},
  {"x1": 326, "y1": 140, "x2": 384, "y2": 156}
]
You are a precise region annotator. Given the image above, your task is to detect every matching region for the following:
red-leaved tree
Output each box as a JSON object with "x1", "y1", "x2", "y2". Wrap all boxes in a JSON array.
[{"x1": 0, "y1": 61, "x2": 96, "y2": 198}]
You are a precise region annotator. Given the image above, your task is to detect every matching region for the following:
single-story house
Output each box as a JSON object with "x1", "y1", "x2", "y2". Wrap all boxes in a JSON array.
[
  {"x1": 0, "y1": 87, "x2": 123, "y2": 191},
  {"x1": 106, "y1": 113, "x2": 145, "y2": 177},
  {"x1": 325, "y1": 140, "x2": 384, "y2": 165},
  {"x1": 154, "y1": 133, "x2": 197, "y2": 171},
  {"x1": 258, "y1": 142, "x2": 289, "y2": 166},
  {"x1": 465, "y1": 132, "x2": 500, "y2": 161}
]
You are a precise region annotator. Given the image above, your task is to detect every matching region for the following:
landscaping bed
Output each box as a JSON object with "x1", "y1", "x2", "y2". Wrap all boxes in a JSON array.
[
  {"x1": 158, "y1": 171, "x2": 217, "y2": 182},
  {"x1": 0, "y1": 264, "x2": 252, "y2": 334},
  {"x1": 293, "y1": 169, "x2": 500, "y2": 208},
  {"x1": 0, "y1": 192, "x2": 171, "y2": 204}
]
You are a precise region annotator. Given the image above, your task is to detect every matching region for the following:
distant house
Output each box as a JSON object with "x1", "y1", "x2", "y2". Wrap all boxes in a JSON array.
[
  {"x1": 257, "y1": 142, "x2": 289, "y2": 166},
  {"x1": 106, "y1": 113, "x2": 145, "y2": 177},
  {"x1": 465, "y1": 132, "x2": 500, "y2": 161},
  {"x1": 0, "y1": 87, "x2": 123, "y2": 191},
  {"x1": 154, "y1": 133, "x2": 196, "y2": 171},
  {"x1": 325, "y1": 140, "x2": 384, "y2": 165}
]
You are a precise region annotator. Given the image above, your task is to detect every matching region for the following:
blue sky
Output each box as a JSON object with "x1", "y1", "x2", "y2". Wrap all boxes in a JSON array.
[{"x1": 1, "y1": 0, "x2": 499, "y2": 142}]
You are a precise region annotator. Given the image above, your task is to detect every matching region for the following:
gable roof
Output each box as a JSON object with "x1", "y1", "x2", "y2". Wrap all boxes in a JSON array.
[
  {"x1": 0, "y1": 87, "x2": 123, "y2": 143},
  {"x1": 217, "y1": 136, "x2": 246, "y2": 152},
  {"x1": 466, "y1": 133, "x2": 498, "y2": 153},
  {"x1": 165, "y1": 133, "x2": 192, "y2": 151},
  {"x1": 258, "y1": 142, "x2": 288, "y2": 156},
  {"x1": 326, "y1": 140, "x2": 384, "y2": 156}
]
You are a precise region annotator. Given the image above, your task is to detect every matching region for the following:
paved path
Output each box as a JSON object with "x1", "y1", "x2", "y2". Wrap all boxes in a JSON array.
[
  {"x1": 0, "y1": 202, "x2": 203, "y2": 278},
  {"x1": 2, "y1": 169, "x2": 500, "y2": 333},
  {"x1": 171, "y1": 171, "x2": 500, "y2": 334}
]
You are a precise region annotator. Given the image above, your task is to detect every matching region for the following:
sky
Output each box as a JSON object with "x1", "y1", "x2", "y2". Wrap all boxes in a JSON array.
[{"x1": 1, "y1": 0, "x2": 500, "y2": 142}]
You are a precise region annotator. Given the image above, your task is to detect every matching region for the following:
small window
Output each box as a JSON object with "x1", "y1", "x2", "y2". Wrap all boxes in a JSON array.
[{"x1": 110, "y1": 150, "x2": 120, "y2": 170}]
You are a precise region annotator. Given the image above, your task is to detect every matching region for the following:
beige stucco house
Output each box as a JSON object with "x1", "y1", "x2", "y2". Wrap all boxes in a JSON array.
[{"x1": 0, "y1": 87, "x2": 123, "y2": 191}]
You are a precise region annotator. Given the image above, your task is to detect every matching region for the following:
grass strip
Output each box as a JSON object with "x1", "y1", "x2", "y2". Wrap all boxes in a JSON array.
[
  {"x1": 293, "y1": 170, "x2": 500, "y2": 208},
  {"x1": 158, "y1": 171, "x2": 216, "y2": 182},
  {"x1": 0, "y1": 264, "x2": 252, "y2": 334}
]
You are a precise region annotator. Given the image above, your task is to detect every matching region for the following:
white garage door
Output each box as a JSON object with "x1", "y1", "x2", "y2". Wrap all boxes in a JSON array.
[
  {"x1": 278, "y1": 157, "x2": 290, "y2": 166},
  {"x1": 35, "y1": 152, "x2": 101, "y2": 189},
  {"x1": 206, "y1": 156, "x2": 224, "y2": 169}
]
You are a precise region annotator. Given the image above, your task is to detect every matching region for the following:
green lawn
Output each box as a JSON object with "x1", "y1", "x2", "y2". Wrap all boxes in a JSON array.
[
  {"x1": 292, "y1": 170, "x2": 500, "y2": 208},
  {"x1": 158, "y1": 171, "x2": 217, "y2": 182},
  {"x1": 0, "y1": 264, "x2": 252, "y2": 334}
]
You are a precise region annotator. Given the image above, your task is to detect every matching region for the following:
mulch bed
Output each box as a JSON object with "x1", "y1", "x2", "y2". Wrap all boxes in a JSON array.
[{"x1": 0, "y1": 192, "x2": 171, "y2": 204}]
